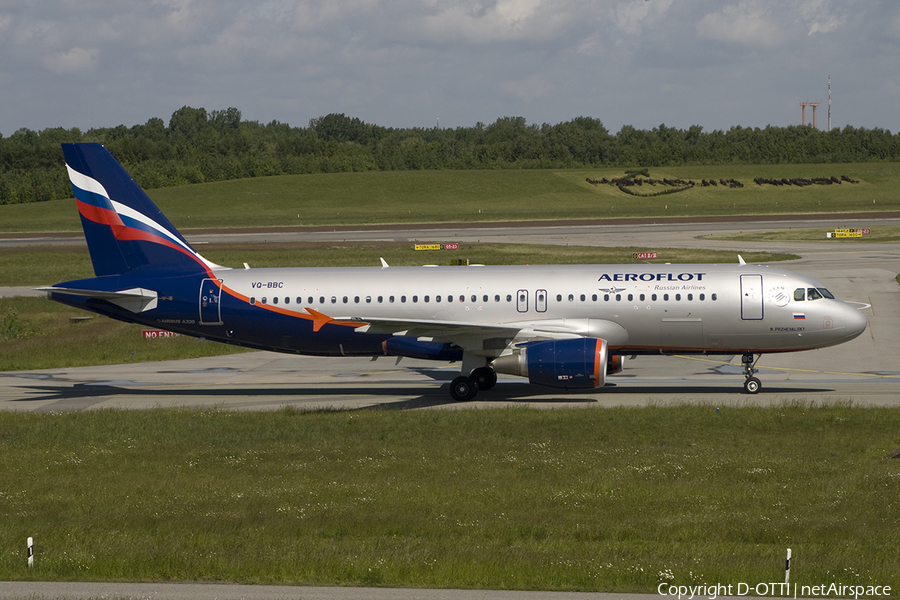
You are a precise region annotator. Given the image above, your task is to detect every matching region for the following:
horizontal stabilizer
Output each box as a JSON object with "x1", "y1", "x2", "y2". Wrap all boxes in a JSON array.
[{"x1": 38, "y1": 286, "x2": 158, "y2": 313}]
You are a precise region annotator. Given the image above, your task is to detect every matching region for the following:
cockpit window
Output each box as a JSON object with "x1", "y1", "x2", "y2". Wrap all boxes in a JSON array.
[
  {"x1": 807, "y1": 288, "x2": 823, "y2": 301},
  {"x1": 819, "y1": 288, "x2": 835, "y2": 299},
  {"x1": 794, "y1": 288, "x2": 805, "y2": 301}
]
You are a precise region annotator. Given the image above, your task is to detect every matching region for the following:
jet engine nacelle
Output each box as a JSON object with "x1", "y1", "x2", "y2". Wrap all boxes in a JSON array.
[
  {"x1": 491, "y1": 337, "x2": 609, "y2": 389},
  {"x1": 607, "y1": 353, "x2": 624, "y2": 375}
]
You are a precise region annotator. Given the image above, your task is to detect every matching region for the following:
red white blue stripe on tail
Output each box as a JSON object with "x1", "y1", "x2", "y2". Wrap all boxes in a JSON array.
[{"x1": 62, "y1": 143, "x2": 224, "y2": 277}]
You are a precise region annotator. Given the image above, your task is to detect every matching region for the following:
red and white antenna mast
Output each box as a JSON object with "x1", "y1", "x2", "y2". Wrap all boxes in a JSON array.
[{"x1": 828, "y1": 75, "x2": 832, "y2": 131}]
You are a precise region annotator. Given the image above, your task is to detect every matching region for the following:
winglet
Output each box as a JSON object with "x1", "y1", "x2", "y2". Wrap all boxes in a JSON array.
[
  {"x1": 738, "y1": 254, "x2": 746, "y2": 265},
  {"x1": 304, "y1": 307, "x2": 335, "y2": 332},
  {"x1": 380, "y1": 257, "x2": 389, "y2": 268}
]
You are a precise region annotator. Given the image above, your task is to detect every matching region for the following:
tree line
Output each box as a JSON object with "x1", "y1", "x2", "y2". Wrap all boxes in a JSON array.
[{"x1": 1, "y1": 107, "x2": 899, "y2": 205}]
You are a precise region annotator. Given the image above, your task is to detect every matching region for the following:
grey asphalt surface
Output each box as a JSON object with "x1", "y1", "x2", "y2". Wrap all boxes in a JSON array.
[{"x1": 1, "y1": 217, "x2": 898, "y2": 600}]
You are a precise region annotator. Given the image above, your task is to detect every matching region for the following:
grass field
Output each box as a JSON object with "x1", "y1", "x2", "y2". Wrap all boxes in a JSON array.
[
  {"x1": 1, "y1": 163, "x2": 899, "y2": 232},
  {"x1": 1, "y1": 405, "x2": 898, "y2": 591},
  {"x1": 0, "y1": 242, "x2": 795, "y2": 288}
]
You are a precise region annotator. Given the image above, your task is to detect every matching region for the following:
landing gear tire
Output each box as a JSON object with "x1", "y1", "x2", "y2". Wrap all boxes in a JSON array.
[
  {"x1": 450, "y1": 376, "x2": 479, "y2": 401},
  {"x1": 744, "y1": 377, "x2": 761, "y2": 394},
  {"x1": 470, "y1": 367, "x2": 497, "y2": 391}
]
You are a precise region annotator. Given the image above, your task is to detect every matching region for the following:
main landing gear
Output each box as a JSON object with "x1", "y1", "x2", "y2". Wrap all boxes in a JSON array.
[
  {"x1": 741, "y1": 353, "x2": 762, "y2": 394},
  {"x1": 449, "y1": 367, "x2": 497, "y2": 401}
]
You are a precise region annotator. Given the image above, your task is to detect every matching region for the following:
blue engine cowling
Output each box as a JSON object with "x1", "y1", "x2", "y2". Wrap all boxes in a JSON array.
[{"x1": 491, "y1": 338, "x2": 610, "y2": 389}]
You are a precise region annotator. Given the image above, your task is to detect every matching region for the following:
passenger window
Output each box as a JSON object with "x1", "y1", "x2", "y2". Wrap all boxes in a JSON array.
[
  {"x1": 262, "y1": 297, "x2": 267, "y2": 305},
  {"x1": 652, "y1": 294, "x2": 657, "y2": 301},
  {"x1": 699, "y1": 294, "x2": 705, "y2": 301},
  {"x1": 354, "y1": 296, "x2": 360, "y2": 303},
  {"x1": 627, "y1": 294, "x2": 633, "y2": 301},
  {"x1": 331, "y1": 297, "x2": 337, "y2": 304},
  {"x1": 436, "y1": 295, "x2": 441, "y2": 303},
  {"x1": 604, "y1": 294, "x2": 610, "y2": 301},
  {"x1": 807, "y1": 288, "x2": 823, "y2": 301},
  {"x1": 639, "y1": 293, "x2": 645, "y2": 301},
  {"x1": 424, "y1": 295, "x2": 429, "y2": 303},
  {"x1": 568, "y1": 294, "x2": 574, "y2": 302},
  {"x1": 687, "y1": 294, "x2": 693, "y2": 301},
  {"x1": 319, "y1": 296, "x2": 325, "y2": 304},
  {"x1": 250, "y1": 297, "x2": 256, "y2": 305},
  {"x1": 616, "y1": 294, "x2": 621, "y2": 301},
  {"x1": 366, "y1": 296, "x2": 372, "y2": 303},
  {"x1": 378, "y1": 296, "x2": 383, "y2": 303},
  {"x1": 675, "y1": 294, "x2": 681, "y2": 301},
  {"x1": 483, "y1": 295, "x2": 488, "y2": 302},
  {"x1": 273, "y1": 297, "x2": 278, "y2": 305},
  {"x1": 389, "y1": 296, "x2": 395, "y2": 303},
  {"x1": 284, "y1": 297, "x2": 290, "y2": 304},
  {"x1": 592, "y1": 294, "x2": 597, "y2": 301},
  {"x1": 459, "y1": 295, "x2": 465, "y2": 303},
  {"x1": 557, "y1": 294, "x2": 562, "y2": 302},
  {"x1": 506, "y1": 295, "x2": 512, "y2": 302},
  {"x1": 580, "y1": 294, "x2": 586, "y2": 302},
  {"x1": 712, "y1": 293, "x2": 717, "y2": 301},
  {"x1": 342, "y1": 296, "x2": 348, "y2": 303},
  {"x1": 472, "y1": 295, "x2": 477, "y2": 303},
  {"x1": 794, "y1": 288, "x2": 805, "y2": 301},
  {"x1": 664, "y1": 294, "x2": 669, "y2": 301},
  {"x1": 495, "y1": 295, "x2": 500, "y2": 302},
  {"x1": 401, "y1": 296, "x2": 407, "y2": 303},
  {"x1": 412, "y1": 295, "x2": 418, "y2": 303}
]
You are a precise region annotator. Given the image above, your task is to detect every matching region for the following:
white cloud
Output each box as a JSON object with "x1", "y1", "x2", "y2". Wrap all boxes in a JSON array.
[
  {"x1": 696, "y1": 3, "x2": 785, "y2": 49},
  {"x1": 43, "y1": 47, "x2": 99, "y2": 73}
]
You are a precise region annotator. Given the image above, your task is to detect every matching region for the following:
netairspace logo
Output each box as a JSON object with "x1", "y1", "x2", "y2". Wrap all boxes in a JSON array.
[{"x1": 657, "y1": 582, "x2": 892, "y2": 599}]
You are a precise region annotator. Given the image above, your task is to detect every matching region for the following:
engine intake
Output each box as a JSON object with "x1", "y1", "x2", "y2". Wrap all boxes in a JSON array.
[{"x1": 491, "y1": 338, "x2": 610, "y2": 389}]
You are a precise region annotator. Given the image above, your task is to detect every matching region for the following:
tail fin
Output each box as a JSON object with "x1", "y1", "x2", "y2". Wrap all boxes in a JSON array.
[{"x1": 62, "y1": 143, "x2": 222, "y2": 276}]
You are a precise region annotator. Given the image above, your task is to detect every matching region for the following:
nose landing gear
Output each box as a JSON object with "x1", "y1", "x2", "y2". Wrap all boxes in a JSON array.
[{"x1": 742, "y1": 353, "x2": 761, "y2": 394}]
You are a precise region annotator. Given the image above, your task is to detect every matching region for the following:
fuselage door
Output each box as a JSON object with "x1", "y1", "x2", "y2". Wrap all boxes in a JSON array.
[
  {"x1": 536, "y1": 289, "x2": 547, "y2": 313},
  {"x1": 517, "y1": 289, "x2": 529, "y2": 313},
  {"x1": 200, "y1": 278, "x2": 223, "y2": 325},
  {"x1": 740, "y1": 274, "x2": 764, "y2": 320}
]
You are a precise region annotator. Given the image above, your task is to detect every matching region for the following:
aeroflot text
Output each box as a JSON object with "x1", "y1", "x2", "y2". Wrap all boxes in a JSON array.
[
  {"x1": 599, "y1": 272, "x2": 706, "y2": 282},
  {"x1": 657, "y1": 582, "x2": 892, "y2": 599}
]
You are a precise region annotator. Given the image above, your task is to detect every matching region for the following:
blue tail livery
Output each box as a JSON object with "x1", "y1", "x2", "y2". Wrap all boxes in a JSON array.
[{"x1": 44, "y1": 143, "x2": 867, "y2": 400}]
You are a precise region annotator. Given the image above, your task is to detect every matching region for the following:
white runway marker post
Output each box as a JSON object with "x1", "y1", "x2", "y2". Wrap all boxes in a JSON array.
[
  {"x1": 785, "y1": 548, "x2": 791, "y2": 584},
  {"x1": 27, "y1": 537, "x2": 33, "y2": 568}
]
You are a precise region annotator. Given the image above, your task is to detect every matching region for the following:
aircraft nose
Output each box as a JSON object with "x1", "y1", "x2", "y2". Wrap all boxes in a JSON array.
[{"x1": 843, "y1": 303, "x2": 868, "y2": 340}]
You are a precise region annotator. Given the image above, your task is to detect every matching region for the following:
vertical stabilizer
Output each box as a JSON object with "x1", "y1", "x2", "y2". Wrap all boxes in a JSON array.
[{"x1": 62, "y1": 143, "x2": 222, "y2": 276}]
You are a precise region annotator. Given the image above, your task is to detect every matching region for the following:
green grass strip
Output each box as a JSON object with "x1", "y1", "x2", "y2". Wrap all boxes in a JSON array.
[
  {"x1": 1, "y1": 405, "x2": 899, "y2": 591},
  {"x1": 2, "y1": 163, "x2": 900, "y2": 232}
]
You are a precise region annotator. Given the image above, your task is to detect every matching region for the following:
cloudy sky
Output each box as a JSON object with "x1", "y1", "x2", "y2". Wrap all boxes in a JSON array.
[{"x1": 2, "y1": 0, "x2": 899, "y2": 136}]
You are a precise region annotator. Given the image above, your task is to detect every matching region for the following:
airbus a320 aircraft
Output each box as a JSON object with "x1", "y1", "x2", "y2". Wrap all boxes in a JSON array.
[{"x1": 44, "y1": 143, "x2": 868, "y2": 400}]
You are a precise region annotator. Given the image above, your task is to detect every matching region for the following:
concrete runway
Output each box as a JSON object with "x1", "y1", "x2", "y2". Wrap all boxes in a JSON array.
[{"x1": 2, "y1": 216, "x2": 899, "y2": 411}]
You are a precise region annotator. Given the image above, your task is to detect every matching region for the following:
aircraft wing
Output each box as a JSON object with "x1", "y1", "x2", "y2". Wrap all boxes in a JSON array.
[
  {"x1": 347, "y1": 314, "x2": 629, "y2": 353},
  {"x1": 349, "y1": 316, "x2": 523, "y2": 341}
]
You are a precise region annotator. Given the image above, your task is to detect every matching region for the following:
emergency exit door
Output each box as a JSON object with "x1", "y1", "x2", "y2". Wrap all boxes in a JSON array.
[{"x1": 200, "y1": 278, "x2": 223, "y2": 325}]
